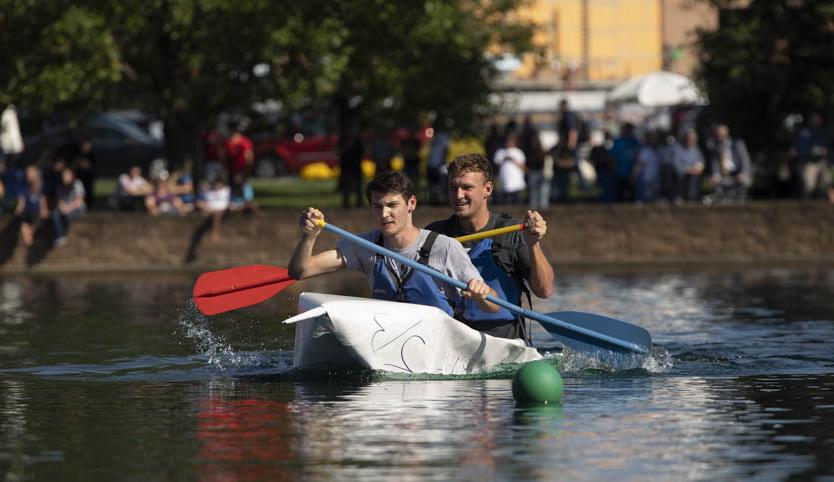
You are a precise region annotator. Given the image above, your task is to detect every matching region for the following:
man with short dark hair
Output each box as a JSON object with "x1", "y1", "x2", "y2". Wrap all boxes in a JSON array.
[
  {"x1": 426, "y1": 154, "x2": 554, "y2": 342},
  {"x1": 289, "y1": 171, "x2": 499, "y2": 316}
]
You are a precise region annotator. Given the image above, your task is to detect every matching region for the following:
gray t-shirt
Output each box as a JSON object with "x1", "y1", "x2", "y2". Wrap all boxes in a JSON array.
[{"x1": 337, "y1": 228, "x2": 483, "y2": 304}]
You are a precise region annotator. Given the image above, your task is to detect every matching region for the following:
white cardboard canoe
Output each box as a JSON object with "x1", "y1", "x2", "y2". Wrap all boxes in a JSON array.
[{"x1": 283, "y1": 292, "x2": 542, "y2": 375}]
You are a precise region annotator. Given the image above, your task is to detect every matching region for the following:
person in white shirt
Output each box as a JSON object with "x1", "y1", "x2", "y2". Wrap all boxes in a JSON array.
[
  {"x1": 492, "y1": 132, "x2": 526, "y2": 205},
  {"x1": 111, "y1": 166, "x2": 152, "y2": 211},
  {"x1": 1, "y1": 104, "x2": 24, "y2": 167},
  {"x1": 196, "y1": 177, "x2": 230, "y2": 242}
]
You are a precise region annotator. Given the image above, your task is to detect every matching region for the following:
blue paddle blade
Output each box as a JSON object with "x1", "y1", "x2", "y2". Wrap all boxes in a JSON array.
[{"x1": 543, "y1": 311, "x2": 653, "y2": 355}]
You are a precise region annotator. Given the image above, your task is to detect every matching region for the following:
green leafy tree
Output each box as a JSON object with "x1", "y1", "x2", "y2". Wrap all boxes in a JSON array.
[
  {"x1": 309, "y1": 0, "x2": 535, "y2": 133},
  {"x1": 1, "y1": 0, "x2": 309, "y2": 166},
  {"x1": 0, "y1": 1, "x2": 122, "y2": 113},
  {"x1": 695, "y1": 0, "x2": 834, "y2": 158},
  {"x1": 1, "y1": 0, "x2": 533, "y2": 170}
]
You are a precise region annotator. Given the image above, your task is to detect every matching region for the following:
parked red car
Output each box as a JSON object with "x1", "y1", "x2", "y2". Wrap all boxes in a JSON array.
[
  {"x1": 250, "y1": 110, "x2": 339, "y2": 177},
  {"x1": 249, "y1": 108, "x2": 430, "y2": 177}
]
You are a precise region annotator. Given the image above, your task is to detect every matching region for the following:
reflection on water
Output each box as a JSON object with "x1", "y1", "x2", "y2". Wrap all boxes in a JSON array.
[
  {"x1": 195, "y1": 381, "x2": 295, "y2": 482},
  {"x1": 1, "y1": 267, "x2": 833, "y2": 480}
]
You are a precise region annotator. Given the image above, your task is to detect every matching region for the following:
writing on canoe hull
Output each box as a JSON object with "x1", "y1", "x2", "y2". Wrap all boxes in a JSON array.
[{"x1": 370, "y1": 312, "x2": 426, "y2": 373}]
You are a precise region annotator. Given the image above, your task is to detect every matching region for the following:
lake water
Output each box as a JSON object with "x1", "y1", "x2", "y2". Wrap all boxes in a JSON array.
[{"x1": 1, "y1": 267, "x2": 833, "y2": 481}]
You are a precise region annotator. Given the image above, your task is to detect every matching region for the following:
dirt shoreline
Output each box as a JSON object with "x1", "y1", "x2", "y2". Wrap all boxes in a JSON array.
[{"x1": 1, "y1": 201, "x2": 832, "y2": 275}]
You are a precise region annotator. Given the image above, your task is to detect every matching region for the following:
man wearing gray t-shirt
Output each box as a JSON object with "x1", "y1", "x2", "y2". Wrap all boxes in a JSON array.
[{"x1": 288, "y1": 171, "x2": 499, "y2": 317}]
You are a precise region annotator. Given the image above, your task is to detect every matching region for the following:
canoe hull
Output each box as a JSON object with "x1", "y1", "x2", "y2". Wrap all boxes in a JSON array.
[{"x1": 287, "y1": 292, "x2": 542, "y2": 375}]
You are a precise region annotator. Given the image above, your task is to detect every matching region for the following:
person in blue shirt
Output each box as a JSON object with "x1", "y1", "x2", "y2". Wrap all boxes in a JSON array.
[
  {"x1": 229, "y1": 172, "x2": 256, "y2": 213},
  {"x1": 610, "y1": 123, "x2": 641, "y2": 202}
]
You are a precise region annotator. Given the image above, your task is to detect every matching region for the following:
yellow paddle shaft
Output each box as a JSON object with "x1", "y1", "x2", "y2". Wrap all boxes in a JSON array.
[
  {"x1": 316, "y1": 219, "x2": 524, "y2": 243},
  {"x1": 455, "y1": 223, "x2": 525, "y2": 243}
]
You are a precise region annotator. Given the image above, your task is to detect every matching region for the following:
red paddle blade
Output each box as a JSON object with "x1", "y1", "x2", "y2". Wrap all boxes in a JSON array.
[{"x1": 193, "y1": 265, "x2": 296, "y2": 315}]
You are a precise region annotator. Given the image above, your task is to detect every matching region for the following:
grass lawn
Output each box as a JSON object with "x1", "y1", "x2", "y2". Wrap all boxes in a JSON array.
[
  {"x1": 93, "y1": 173, "x2": 600, "y2": 210},
  {"x1": 93, "y1": 176, "x2": 344, "y2": 210},
  {"x1": 249, "y1": 178, "x2": 342, "y2": 209}
]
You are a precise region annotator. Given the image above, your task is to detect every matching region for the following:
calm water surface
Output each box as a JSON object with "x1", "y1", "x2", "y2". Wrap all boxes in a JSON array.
[{"x1": 1, "y1": 268, "x2": 834, "y2": 481}]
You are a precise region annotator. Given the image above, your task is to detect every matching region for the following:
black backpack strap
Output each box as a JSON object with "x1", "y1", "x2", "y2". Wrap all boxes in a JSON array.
[
  {"x1": 399, "y1": 230, "x2": 438, "y2": 287},
  {"x1": 417, "y1": 230, "x2": 439, "y2": 265},
  {"x1": 490, "y1": 214, "x2": 534, "y2": 345},
  {"x1": 374, "y1": 232, "x2": 385, "y2": 261}
]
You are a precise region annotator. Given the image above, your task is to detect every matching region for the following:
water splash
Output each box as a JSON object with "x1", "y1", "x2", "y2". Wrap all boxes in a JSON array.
[
  {"x1": 178, "y1": 301, "x2": 268, "y2": 371},
  {"x1": 642, "y1": 346, "x2": 674, "y2": 373},
  {"x1": 559, "y1": 345, "x2": 673, "y2": 374}
]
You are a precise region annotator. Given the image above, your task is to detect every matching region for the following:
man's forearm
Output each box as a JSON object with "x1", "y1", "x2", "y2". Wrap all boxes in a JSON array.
[
  {"x1": 477, "y1": 287, "x2": 501, "y2": 313},
  {"x1": 528, "y1": 243, "x2": 554, "y2": 298},
  {"x1": 288, "y1": 234, "x2": 317, "y2": 280}
]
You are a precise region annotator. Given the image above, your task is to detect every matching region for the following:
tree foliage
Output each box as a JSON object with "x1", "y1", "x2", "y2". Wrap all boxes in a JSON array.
[
  {"x1": 695, "y1": 0, "x2": 834, "y2": 157},
  {"x1": 0, "y1": 0, "x2": 534, "y2": 166}
]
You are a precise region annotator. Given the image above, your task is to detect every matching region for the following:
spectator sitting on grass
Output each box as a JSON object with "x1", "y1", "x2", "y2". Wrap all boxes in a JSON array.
[
  {"x1": 15, "y1": 165, "x2": 48, "y2": 247},
  {"x1": 145, "y1": 173, "x2": 188, "y2": 216},
  {"x1": 0, "y1": 160, "x2": 25, "y2": 213},
  {"x1": 52, "y1": 167, "x2": 86, "y2": 247},
  {"x1": 196, "y1": 175, "x2": 230, "y2": 242},
  {"x1": 229, "y1": 172, "x2": 256, "y2": 213},
  {"x1": 169, "y1": 167, "x2": 195, "y2": 213},
  {"x1": 110, "y1": 166, "x2": 152, "y2": 211}
]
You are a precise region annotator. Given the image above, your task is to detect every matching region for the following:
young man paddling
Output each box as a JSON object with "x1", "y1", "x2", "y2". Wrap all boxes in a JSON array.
[
  {"x1": 289, "y1": 171, "x2": 500, "y2": 317},
  {"x1": 426, "y1": 153, "x2": 555, "y2": 342}
]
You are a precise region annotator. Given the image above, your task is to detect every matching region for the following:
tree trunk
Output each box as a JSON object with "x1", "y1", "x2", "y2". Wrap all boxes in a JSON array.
[{"x1": 163, "y1": 114, "x2": 200, "y2": 179}]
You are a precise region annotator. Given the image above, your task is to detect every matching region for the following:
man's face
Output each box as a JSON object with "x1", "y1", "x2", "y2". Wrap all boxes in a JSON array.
[
  {"x1": 448, "y1": 170, "x2": 492, "y2": 219},
  {"x1": 371, "y1": 191, "x2": 415, "y2": 236}
]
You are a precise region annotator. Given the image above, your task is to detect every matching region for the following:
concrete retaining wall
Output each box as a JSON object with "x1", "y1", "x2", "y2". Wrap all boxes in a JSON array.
[{"x1": 1, "y1": 201, "x2": 833, "y2": 274}]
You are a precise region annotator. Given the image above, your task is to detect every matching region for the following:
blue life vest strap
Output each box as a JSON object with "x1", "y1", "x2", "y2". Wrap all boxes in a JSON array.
[{"x1": 375, "y1": 230, "x2": 438, "y2": 301}]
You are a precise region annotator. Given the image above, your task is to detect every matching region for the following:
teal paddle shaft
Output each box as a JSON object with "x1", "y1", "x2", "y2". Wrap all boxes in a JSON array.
[{"x1": 321, "y1": 222, "x2": 650, "y2": 355}]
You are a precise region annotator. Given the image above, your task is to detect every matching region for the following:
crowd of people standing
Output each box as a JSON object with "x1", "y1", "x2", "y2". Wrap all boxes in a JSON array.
[{"x1": 485, "y1": 103, "x2": 834, "y2": 207}]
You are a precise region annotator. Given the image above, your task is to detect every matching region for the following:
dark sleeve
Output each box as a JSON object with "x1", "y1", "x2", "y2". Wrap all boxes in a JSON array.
[
  {"x1": 425, "y1": 217, "x2": 456, "y2": 236},
  {"x1": 736, "y1": 139, "x2": 751, "y2": 172},
  {"x1": 566, "y1": 112, "x2": 579, "y2": 131},
  {"x1": 511, "y1": 231, "x2": 532, "y2": 281},
  {"x1": 491, "y1": 215, "x2": 531, "y2": 281}
]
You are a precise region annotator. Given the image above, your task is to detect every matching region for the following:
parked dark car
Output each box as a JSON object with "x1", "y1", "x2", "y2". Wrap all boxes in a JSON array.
[
  {"x1": 82, "y1": 112, "x2": 166, "y2": 177},
  {"x1": 21, "y1": 111, "x2": 166, "y2": 178}
]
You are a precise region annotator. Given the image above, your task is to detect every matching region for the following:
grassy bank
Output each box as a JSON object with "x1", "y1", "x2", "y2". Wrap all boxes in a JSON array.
[
  {"x1": 92, "y1": 174, "x2": 599, "y2": 210},
  {"x1": 93, "y1": 177, "x2": 343, "y2": 209}
]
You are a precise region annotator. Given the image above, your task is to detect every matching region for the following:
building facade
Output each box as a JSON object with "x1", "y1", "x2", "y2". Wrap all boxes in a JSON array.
[{"x1": 512, "y1": 0, "x2": 717, "y2": 84}]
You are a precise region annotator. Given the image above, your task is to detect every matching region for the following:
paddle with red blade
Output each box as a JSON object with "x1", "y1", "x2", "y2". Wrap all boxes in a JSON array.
[
  {"x1": 192, "y1": 223, "x2": 525, "y2": 316},
  {"x1": 193, "y1": 264, "x2": 295, "y2": 315}
]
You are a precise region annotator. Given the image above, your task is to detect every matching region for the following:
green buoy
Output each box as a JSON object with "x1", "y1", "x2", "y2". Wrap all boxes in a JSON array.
[{"x1": 512, "y1": 360, "x2": 563, "y2": 404}]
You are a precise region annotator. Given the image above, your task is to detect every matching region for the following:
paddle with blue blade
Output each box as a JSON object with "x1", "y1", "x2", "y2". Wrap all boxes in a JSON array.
[
  {"x1": 318, "y1": 221, "x2": 653, "y2": 356},
  {"x1": 192, "y1": 223, "x2": 525, "y2": 316}
]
